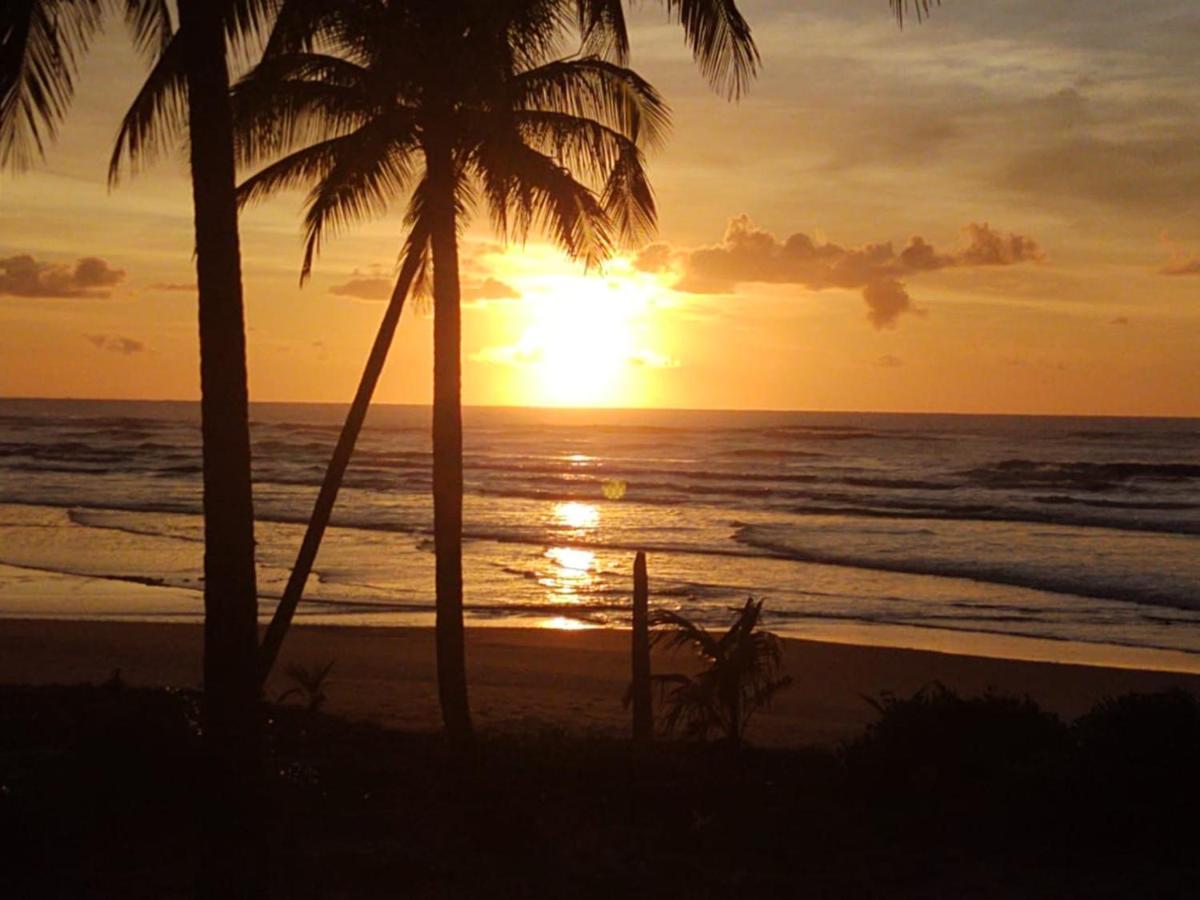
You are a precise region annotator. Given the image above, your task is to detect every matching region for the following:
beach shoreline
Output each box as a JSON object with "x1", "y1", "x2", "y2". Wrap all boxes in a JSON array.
[{"x1": 2, "y1": 618, "x2": 1197, "y2": 746}]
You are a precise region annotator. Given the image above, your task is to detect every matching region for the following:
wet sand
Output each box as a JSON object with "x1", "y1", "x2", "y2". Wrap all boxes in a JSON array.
[{"x1": 1, "y1": 619, "x2": 1198, "y2": 745}]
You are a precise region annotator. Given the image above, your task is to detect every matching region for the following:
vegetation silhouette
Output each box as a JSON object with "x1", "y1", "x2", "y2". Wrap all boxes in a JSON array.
[
  {"x1": 232, "y1": 0, "x2": 675, "y2": 742},
  {"x1": 277, "y1": 660, "x2": 336, "y2": 713},
  {"x1": 3, "y1": 3, "x2": 281, "y2": 889},
  {"x1": 9, "y1": 679, "x2": 1196, "y2": 897},
  {"x1": 648, "y1": 596, "x2": 792, "y2": 747},
  {"x1": 237, "y1": 0, "x2": 775, "y2": 717}
]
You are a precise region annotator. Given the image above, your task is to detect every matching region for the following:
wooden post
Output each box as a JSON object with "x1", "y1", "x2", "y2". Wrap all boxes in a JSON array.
[{"x1": 631, "y1": 551, "x2": 653, "y2": 741}]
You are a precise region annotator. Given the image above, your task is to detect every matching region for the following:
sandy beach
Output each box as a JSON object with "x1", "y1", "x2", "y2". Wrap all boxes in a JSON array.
[{"x1": 2, "y1": 619, "x2": 1197, "y2": 745}]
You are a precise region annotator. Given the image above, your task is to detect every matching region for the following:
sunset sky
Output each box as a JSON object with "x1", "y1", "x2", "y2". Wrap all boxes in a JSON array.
[{"x1": 1, "y1": 0, "x2": 1197, "y2": 415}]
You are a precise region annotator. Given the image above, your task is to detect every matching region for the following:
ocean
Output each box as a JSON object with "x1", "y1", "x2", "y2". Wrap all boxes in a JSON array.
[{"x1": 2, "y1": 398, "x2": 1199, "y2": 670}]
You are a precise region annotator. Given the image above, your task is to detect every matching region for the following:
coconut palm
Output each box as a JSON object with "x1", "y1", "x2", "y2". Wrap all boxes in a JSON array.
[
  {"x1": 649, "y1": 597, "x2": 791, "y2": 747},
  {"x1": 246, "y1": 0, "x2": 765, "y2": 692},
  {"x1": 2, "y1": 0, "x2": 279, "y2": 774},
  {"x1": 232, "y1": 0, "x2": 667, "y2": 742},
  {"x1": 243, "y1": 0, "x2": 929, "y2": 706}
]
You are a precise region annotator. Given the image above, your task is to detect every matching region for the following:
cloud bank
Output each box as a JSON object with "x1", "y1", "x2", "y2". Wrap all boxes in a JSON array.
[
  {"x1": 1, "y1": 255, "x2": 125, "y2": 298},
  {"x1": 86, "y1": 334, "x2": 145, "y2": 355},
  {"x1": 636, "y1": 217, "x2": 1043, "y2": 328},
  {"x1": 330, "y1": 272, "x2": 520, "y2": 302}
]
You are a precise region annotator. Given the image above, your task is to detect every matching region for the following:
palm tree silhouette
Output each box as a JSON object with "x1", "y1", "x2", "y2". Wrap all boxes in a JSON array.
[
  {"x1": 243, "y1": 0, "x2": 929, "y2": 714},
  {"x1": 234, "y1": 0, "x2": 668, "y2": 742},
  {"x1": 2, "y1": 1, "x2": 274, "y2": 774},
  {"x1": 650, "y1": 597, "x2": 792, "y2": 748}
]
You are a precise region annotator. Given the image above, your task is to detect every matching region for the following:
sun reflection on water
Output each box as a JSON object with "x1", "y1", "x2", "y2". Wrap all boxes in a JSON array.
[
  {"x1": 554, "y1": 501, "x2": 599, "y2": 530},
  {"x1": 538, "y1": 615, "x2": 596, "y2": 631}
]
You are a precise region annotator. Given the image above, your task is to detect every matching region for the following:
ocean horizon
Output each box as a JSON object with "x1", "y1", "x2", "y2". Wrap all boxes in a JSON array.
[{"x1": 3, "y1": 397, "x2": 1199, "y2": 672}]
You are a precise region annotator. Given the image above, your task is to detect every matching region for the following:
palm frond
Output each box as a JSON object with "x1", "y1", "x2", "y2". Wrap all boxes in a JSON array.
[
  {"x1": 471, "y1": 137, "x2": 612, "y2": 268},
  {"x1": 0, "y1": 0, "x2": 105, "y2": 170},
  {"x1": 298, "y1": 116, "x2": 419, "y2": 279},
  {"x1": 512, "y1": 57, "x2": 670, "y2": 150},
  {"x1": 664, "y1": 0, "x2": 759, "y2": 99},
  {"x1": 120, "y1": 0, "x2": 173, "y2": 60},
  {"x1": 108, "y1": 28, "x2": 187, "y2": 185},
  {"x1": 576, "y1": 0, "x2": 629, "y2": 64},
  {"x1": 231, "y1": 52, "x2": 376, "y2": 169},
  {"x1": 891, "y1": 0, "x2": 939, "y2": 27},
  {"x1": 600, "y1": 140, "x2": 656, "y2": 246}
]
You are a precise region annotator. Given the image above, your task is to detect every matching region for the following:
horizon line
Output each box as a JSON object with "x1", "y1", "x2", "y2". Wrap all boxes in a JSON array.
[{"x1": 2, "y1": 395, "x2": 1198, "y2": 421}]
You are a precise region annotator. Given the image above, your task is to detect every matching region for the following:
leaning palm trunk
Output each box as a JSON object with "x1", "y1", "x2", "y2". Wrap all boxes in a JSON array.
[
  {"x1": 258, "y1": 227, "x2": 428, "y2": 685},
  {"x1": 427, "y1": 133, "x2": 473, "y2": 744},
  {"x1": 178, "y1": 0, "x2": 260, "y2": 773}
]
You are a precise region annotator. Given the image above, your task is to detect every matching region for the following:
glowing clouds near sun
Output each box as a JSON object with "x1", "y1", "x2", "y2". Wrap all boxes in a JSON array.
[{"x1": 635, "y1": 216, "x2": 1043, "y2": 328}]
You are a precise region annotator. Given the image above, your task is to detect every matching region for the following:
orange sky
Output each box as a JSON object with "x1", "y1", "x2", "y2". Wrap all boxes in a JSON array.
[{"x1": 1, "y1": 1, "x2": 1198, "y2": 415}]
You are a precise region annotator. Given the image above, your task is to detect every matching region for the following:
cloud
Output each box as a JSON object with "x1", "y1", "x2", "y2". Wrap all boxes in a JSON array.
[
  {"x1": 1161, "y1": 257, "x2": 1200, "y2": 277},
  {"x1": 86, "y1": 334, "x2": 145, "y2": 355},
  {"x1": 1, "y1": 255, "x2": 125, "y2": 298},
  {"x1": 645, "y1": 217, "x2": 1042, "y2": 329},
  {"x1": 628, "y1": 349, "x2": 679, "y2": 368},
  {"x1": 149, "y1": 281, "x2": 197, "y2": 292},
  {"x1": 877, "y1": 354, "x2": 904, "y2": 368},
  {"x1": 463, "y1": 277, "x2": 520, "y2": 302},
  {"x1": 471, "y1": 345, "x2": 543, "y2": 366},
  {"x1": 998, "y1": 132, "x2": 1200, "y2": 215},
  {"x1": 330, "y1": 271, "x2": 520, "y2": 302},
  {"x1": 1109, "y1": 317, "x2": 1130, "y2": 326},
  {"x1": 330, "y1": 275, "x2": 393, "y2": 301}
]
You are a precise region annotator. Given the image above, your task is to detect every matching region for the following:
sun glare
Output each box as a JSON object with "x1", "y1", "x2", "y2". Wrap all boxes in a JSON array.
[{"x1": 480, "y1": 262, "x2": 675, "y2": 407}]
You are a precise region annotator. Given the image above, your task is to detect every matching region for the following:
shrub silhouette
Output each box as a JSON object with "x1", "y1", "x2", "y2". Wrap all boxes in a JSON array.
[
  {"x1": 648, "y1": 597, "x2": 791, "y2": 747},
  {"x1": 1072, "y1": 689, "x2": 1200, "y2": 838},
  {"x1": 842, "y1": 682, "x2": 1071, "y2": 825},
  {"x1": 277, "y1": 661, "x2": 335, "y2": 713}
]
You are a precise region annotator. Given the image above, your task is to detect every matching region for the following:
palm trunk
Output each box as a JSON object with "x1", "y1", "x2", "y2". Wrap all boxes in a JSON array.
[
  {"x1": 426, "y1": 136, "x2": 473, "y2": 744},
  {"x1": 178, "y1": 0, "x2": 263, "y2": 890},
  {"x1": 631, "y1": 551, "x2": 653, "y2": 742},
  {"x1": 179, "y1": 0, "x2": 259, "y2": 770},
  {"x1": 258, "y1": 231, "x2": 427, "y2": 686}
]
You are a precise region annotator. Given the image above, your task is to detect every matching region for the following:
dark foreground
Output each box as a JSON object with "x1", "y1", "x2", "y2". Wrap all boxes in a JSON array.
[{"x1": 2, "y1": 683, "x2": 1198, "y2": 898}]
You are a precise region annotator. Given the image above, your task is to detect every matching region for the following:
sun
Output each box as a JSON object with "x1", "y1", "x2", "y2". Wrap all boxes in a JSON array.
[{"x1": 479, "y1": 261, "x2": 674, "y2": 407}]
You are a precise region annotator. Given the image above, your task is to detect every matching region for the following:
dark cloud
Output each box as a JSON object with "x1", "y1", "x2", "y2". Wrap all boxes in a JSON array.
[
  {"x1": 86, "y1": 334, "x2": 145, "y2": 355},
  {"x1": 646, "y1": 217, "x2": 1042, "y2": 329},
  {"x1": 1, "y1": 255, "x2": 125, "y2": 298},
  {"x1": 1109, "y1": 317, "x2": 1130, "y2": 326},
  {"x1": 998, "y1": 132, "x2": 1200, "y2": 215},
  {"x1": 149, "y1": 282, "x2": 197, "y2": 292}
]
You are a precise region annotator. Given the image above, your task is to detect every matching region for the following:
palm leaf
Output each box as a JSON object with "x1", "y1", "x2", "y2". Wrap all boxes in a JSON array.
[{"x1": 0, "y1": 0, "x2": 104, "y2": 169}]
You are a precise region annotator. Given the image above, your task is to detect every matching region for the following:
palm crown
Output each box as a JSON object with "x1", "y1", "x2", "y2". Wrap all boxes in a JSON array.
[{"x1": 230, "y1": 0, "x2": 669, "y2": 276}]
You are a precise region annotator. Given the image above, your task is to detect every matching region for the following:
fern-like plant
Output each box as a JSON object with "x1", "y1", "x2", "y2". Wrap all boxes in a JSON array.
[
  {"x1": 277, "y1": 660, "x2": 335, "y2": 713},
  {"x1": 650, "y1": 597, "x2": 791, "y2": 747}
]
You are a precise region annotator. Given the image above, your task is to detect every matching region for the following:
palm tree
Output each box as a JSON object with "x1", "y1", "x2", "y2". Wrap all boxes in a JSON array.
[
  {"x1": 233, "y1": 0, "x2": 668, "y2": 742},
  {"x1": 2, "y1": 0, "x2": 273, "y2": 773},
  {"x1": 649, "y1": 597, "x2": 791, "y2": 748},
  {"x1": 242, "y1": 0, "x2": 929, "y2": 710},
  {"x1": 247, "y1": 0, "x2": 766, "y2": 691}
]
